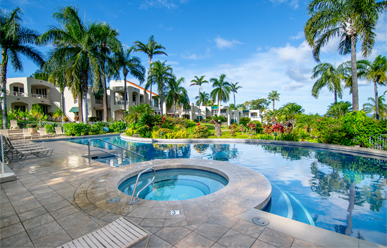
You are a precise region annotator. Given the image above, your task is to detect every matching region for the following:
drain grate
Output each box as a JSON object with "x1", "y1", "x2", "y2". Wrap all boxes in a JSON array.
[
  {"x1": 107, "y1": 198, "x2": 121, "y2": 204},
  {"x1": 252, "y1": 217, "x2": 270, "y2": 226}
]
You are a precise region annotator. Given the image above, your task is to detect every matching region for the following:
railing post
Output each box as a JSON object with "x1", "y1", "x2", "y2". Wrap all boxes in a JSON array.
[{"x1": 88, "y1": 139, "x2": 91, "y2": 163}]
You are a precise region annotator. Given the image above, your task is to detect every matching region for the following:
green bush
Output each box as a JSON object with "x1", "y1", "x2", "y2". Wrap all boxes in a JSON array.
[
  {"x1": 239, "y1": 117, "x2": 251, "y2": 126},
  {"x1": 63, "y1": 123, "x2": 91, "y2": 136},
  {"x1": 88, "y1": 117, "x2": 98, "y2": 122},
  {"x1": 45, "y1": 124, "x2": 55, "y2": 134},
  {"x1": 211, "y1": 115, "x2": 227, "y2": 123},
  {"x1": 151, "y1": 128, "x2": 172, "y2": 139},
  {"x1": 125, "y1": 128, "x2": 136, "y2": 136},
  {"x1": 314, "y1": 117, "x2": 347, "y2": 145},
  {"x1": 252, "y1": 121, "x2": 263, "y2": 133},
  {"x1": 110, "y1": 121, "x2": 127, "y2": 132},
  {"x1": 139, "y1": 114, "x2": 161, "y2": 129},
  {"x1": 192, "y1": 124, "x2": 209, "y2": 138},
  {"x1": 137, "y1": 125, "x2": 151, "y2": 138}
]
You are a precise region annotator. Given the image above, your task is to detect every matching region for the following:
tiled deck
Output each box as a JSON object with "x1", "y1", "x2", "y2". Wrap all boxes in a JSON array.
[{"x1": 0, "y1": 139, "x2": 381, "y2": 248}]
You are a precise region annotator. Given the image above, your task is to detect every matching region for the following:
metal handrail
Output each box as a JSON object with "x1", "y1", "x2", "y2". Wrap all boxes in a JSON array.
[
  {"x1": 87, "y1": 138, "x2": 144, "y2": 163},
  {"x1": 128, "y1": 167, "x2": 156, "y2": 205}
]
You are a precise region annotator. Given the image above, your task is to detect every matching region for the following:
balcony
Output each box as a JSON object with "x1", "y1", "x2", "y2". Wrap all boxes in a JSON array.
[
  {"x1": 7, "y1": 91, "x2": 27, "y2": 97},
  {"x1": 31, "y1": 93, "x2": 48, "y2": 99},
  {"x1": 95, "y1": 99, "x2": 103, "y2": 104},
  {"x1": 112, "y1": 86, "x2": 124, "y2": 91}
]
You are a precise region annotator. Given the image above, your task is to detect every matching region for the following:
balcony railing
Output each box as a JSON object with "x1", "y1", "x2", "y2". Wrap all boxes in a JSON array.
[
  {"x1": 31, "y1": 93, "x2": 48, "y2": 99},
  {"x1": 95, "y1": 99, "x2": 103, "y2": 104},
  {"x1": 7, "y1": 91, "x2": 27, "y2": 97}
]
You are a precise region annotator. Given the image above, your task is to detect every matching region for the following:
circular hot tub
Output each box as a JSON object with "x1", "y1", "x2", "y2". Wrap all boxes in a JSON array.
[{"x1": 118, "y1": 168, "x2": 228, "y2": 201}]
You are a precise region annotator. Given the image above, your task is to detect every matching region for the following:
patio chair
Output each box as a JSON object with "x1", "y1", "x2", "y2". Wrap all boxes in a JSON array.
[
  {"x1": 10, "y1": 120, "x2": 18, "y2": 129},
  {"x1": 57, "y1": 217, "x2": 150, "y2": 248},
  {"x1": 55, "y1": 126, "x2": 65, "y2": 136},
  {"x1": 23, "y1": 128, "x2": 32, "y2": 139},
  {"x1": 5, "y1": 137, "x2": 53, "y2": 159},
  {"x1": 38, "y1": 128, "x2": 50, "y2": 138},
  {"x1": 0, "y1": 129, "x2": 9, "y2": 137}
]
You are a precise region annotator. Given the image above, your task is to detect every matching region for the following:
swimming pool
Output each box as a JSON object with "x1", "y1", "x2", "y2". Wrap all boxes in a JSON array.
[
  {"x1": 118, "y1": 168, "x2": 228, "y2": 201},
  {"x1": 69, "y1": 136, "x2": 387, "y2": 245}
]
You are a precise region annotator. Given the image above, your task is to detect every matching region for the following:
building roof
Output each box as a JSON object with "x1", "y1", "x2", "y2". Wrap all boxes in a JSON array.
[{"x1": 126, "y1": 81, "x2": 158, "y2": 96}]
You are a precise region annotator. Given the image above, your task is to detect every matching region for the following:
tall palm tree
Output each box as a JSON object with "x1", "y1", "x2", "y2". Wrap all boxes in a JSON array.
[
  {"x1": 148, "y1": 61, "x2": 173, "y2": 115},
  {"x1": 268, "y1": 90, "x2": 280, "y2": 111},
  {"x1": 311, "y1": 63, "x2": 344, "y2": 103},
  {"x1": 38, "y1": 6, "x2": 102, "y2": 123},
  {"x1": 304, "y1": 0, "x2": 387, "y2": 111},
  {"x1": 326, "y1": 101, "x2": 353, "y2": 118},
  {"x1": 195, "y1": 92, "x2": 209, "y2": 106},
  {"x1": 0, "y1": 8, "x2": 44, "y2": 128},
  {"x1": 210, "y1": 74, "x2": 231, "y2": 116},
  {"x1": 166, "y1": 77, "x2": 189, "y2": 117},
  {"x1": 91, "y1": 22, "x2": 120, "y2": 121},
  {"x1": 110, "y1": 45, "x2": 145, "y2": 113},
  {"x1": 134, "y1": 35, "x2": 167, "y2": 105},
  {"x1": 190, "y1": 75, "x2": 208, "y2": 96},
  {"x1": 357, "y1": 55, "x2": 387, "y2": 120},
  {"x1": 230, "y1": 82, "x2": 243, "y2": 110},
  {"x1": 279, "y1": 102, "x2": 305, "y2": 124},
  {"x1": 363, "y1": 95, "x2": 387, "y2": 119}
]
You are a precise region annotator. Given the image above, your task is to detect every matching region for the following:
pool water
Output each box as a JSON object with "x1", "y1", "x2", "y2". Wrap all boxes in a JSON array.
[
  {"x1": 118, "y1": 169, "x2": 228, "y2": 201},
  {"x1": 69, "y1": 136, "x2": 387, "y2": 245}
]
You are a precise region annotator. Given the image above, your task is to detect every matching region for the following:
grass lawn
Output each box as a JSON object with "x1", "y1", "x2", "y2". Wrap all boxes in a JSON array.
[{"x1": 201, "y1": 123, "x2": 231, "y2": 135}]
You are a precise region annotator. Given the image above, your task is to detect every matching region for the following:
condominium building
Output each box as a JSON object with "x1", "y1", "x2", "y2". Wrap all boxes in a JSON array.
[{"x1": 5, "y1": 77, "x2": 263, "y2": 124}]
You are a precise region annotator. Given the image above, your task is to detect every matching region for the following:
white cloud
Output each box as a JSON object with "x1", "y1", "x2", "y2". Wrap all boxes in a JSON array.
[
  {"x1": 270, "y1": 0, "x2": 299, "y2": 9},
  {"x1": 290, "y1": 32, "x2": 304, "y2": 40},
  {"x1": 270, "y1": 41, "x2": 312, "y2": 63},
  {"x1": 140, "y1": 0, "x2": 189, "y2": 9},
  {"x1": 282, "y1": 81, "x2": 305, "y2": 91},
  {"x1": 214, "y1": 36, "x2": 243, "y2": 49},
  {"x1": 159, "y1": 24, "x2": 173, "y2": 31},
  {"x1": 181, "y1": 48, "x2": 211, "y2": 60},
  {"x1": 375, "y1": 13, "x2": 387, "y2": 42}
]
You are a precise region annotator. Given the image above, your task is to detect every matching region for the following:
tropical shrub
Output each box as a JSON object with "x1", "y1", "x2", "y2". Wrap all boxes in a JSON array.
[
  {"x1": 88, "y1": 116, "x2": 98, "y2": 122},
  {"x1": 314, "y1": 117, "x2": 346, "y2": 145},
  {"x1": 239, "y1": 117, "x2": 251, "y2": 126},
  {"x1": 45, "y1": 124, "x2": 55, "y2": 134},
  {"x1": 137, "y1": 125, "x2": 151, "y2": 138},
  {"x1": 172, "y1": 130, "x2": 189, "y2": 139},
  {"x1": 151, "y1": 128, "x2": 173, "y2": 139},
  {"x1": 110, "y1": 121, "x2": 127, "y2": 132},
  {"x1": 252, "y1": 121, "x2": 263, "y2": 133},
  {"x1": 125, "y1": 128, "x2": 136, "y2": 136},
  {"x1": 192, "y1": 124, "x2": 209, "y2": 138},
  {"x1": 211, "y1": 115, "x2": 227, "y2": 123},
  {"x1": 125, "y1": 103, "x2": 153, "y2": 123},
  {"x1": 63, "y1": 123, "x2": 91, "y2": 136}
]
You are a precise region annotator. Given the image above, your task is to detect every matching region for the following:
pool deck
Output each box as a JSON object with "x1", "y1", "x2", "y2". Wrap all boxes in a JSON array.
[{"x1": 1, "y1": 139, "x2": 386, "y2": 248}]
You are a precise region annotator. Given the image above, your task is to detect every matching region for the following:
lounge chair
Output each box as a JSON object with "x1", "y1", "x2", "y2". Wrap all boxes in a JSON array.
[
  {"x1": 10, "y1": 120, "x2": 18, "y2": 129},
  {"x1": 38, "y1": 128, "x2": 50, "y2": 138},
  {"x1": 57, "y1": 217, "x2": 150, "y2": 248},
  {"x1": 55, "y1": 126, "x2": 65, "y2": 136},
  {"x1": 0, "y1": 129, "x2": 9, "y2": 137},
  {"x1": 23, "y1": 128, "x2": 32, "y2": 139},
  {"x1": 5, "y1": 137, "x2": 53, "y2": 159}
]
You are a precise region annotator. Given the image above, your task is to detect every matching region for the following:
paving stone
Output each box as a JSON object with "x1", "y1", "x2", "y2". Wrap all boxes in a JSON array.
[
  {"x1": 51, "y1": 205, "x2": 80, "y2": 220},
  {"x1": 0, "y1": 222, "x2": 25, "y2": 239},
  {"x1": 11, "y1": 196, "x2": 37, "y2": 207},
  {"x1": 0, "y1": 214, "x2": 20, "y2": 229},
  {"x1": 217, "y1": 229, "x2": 256, "y2": 248},
  {"x1": 164, "y1": 216, "x2": 187, "y2": 227},
  {"x1": 258, "y1": 228, "x2": 295, "y2": 248},
  {"x1": 8, "y1": 192, "x2": 33, "y2": 202},
  {"x1": 32, "y1": 229, "x2": 72, "y2": 247},
  {"x1": 210, "y1": 243, "x2": 226, "y2": 248},
  {"x1": 64, "y1": 218, "x2": 100, "y2": 238},
  {"x1": 155, "y1": 226, "x2": 191, "y2": 245},
  {"x1": 44, "y1": 199, "x2": 72, "y2": 212},
  {"x1": 26, "y1": 220, "x2": 63, "y2": 240},
  {"x1": 140, "y1": 218, "x2": 164, "y2": 228},
  {"x1": 132, "y1": 234, "x2": 173, "y2": 248},
  {"x1": 231, "y1": 219, "x2": 265, "y2": 239},
  {"x1": 18, "y1": 207, "x2": 48, "y2": 222},
  {"x1": 0, "y1": 231, "x2": 34, "y2": 247},
  {"x1": 175, "y1": 232, "x2": 214, "y2": 248},
  {"x1": 251, "y1": 239, "x2": 278, "y2": 248},
  {"x1": 38, "y1": 194, "x2": 65, "y2": 206},
  {"x1": 195, "y1": 222, "x2": 230, "y2": 242},
  {"x1": 13, "y1": 201, "x2": 42, "y2": 214},
  {"x1": 22, "y1": 213, "x2": 55, "y2": 230},
  {"x1": 56, "y1": 211, "x2": 91, "y2": 229},
  {"x1": 292, "y1": 239, "x2": 321, "y2": 248}
]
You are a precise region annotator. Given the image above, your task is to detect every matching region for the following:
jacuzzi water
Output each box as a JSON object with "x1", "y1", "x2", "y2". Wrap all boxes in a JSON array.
[
  {"x1": 118, "y1": 168, "x2": 228, "y2": 201},
  {"x1": 69, "y1": 136, "x2": 387, "y2": 245}
]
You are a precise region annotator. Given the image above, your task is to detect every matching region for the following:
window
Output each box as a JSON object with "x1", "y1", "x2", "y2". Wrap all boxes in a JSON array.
[
  {"x1": 132, "y1": 95, "x2": 136, "y2": 102},
  {"x1": 14, "y1": 105, "x2": 26, "y2": 112},
  {"x1": 96, "y1": 110, "x2": 103, "y2": 121}
]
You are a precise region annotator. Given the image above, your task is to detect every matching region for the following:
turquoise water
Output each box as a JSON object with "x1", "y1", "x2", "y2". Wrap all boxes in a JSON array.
[
  {"x1": 69, "y1": 136, "x2": 387, "y2": 245},
  {"x1": 118, "y1": 169, "x2": 228, "y2": 201}
]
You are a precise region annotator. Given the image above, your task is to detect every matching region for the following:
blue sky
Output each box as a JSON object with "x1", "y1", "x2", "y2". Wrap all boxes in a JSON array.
[{"x1": 3, "y1": 0, "x2": 387, "y2": 114}]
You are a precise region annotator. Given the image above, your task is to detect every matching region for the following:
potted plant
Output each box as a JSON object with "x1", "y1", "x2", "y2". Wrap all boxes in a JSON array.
[{"x1": 27, "y1": 123, "x2": 37, "y2": 133}]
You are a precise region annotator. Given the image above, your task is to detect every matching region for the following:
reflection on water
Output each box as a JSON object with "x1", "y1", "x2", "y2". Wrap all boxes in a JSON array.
[{"x1": 71, "y1": 136, "x2": 387, "y2": 245}]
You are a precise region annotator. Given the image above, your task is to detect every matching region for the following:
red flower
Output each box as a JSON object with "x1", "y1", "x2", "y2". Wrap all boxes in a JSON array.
[{"x1": 197, "y1": 122, "x2": 200, "y2": 126}]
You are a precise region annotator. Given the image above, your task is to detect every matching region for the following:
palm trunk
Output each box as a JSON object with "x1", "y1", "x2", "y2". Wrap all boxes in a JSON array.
[
  {"x1": 345, "y1": 182, "x2": 356, "y2": 236},
  {"x1": 124, "y1": 74, "x2": 127, "y2": 113},
  {"x1": 234, "y1": 92, "x2": 236, "y2": 110},
  {"x1": 1, "y1": 51, "x2": 8, "y2": 129},
  {"x1": 78, "y1": 94, "x2": 83, "y2": 122},
  {"x1": 272, "y1": 100, "x2": 275, "y2": 111},
  {"x1": 350, "y1": 35, "x2": 359, "y2": 111},
  {"x1": 148, "y1": 58, "x2": 152, "y2": 106},
  {"x1": 374, "y1": 81, "x2": 379, "y2": 120},
  {"x1": 61, "y1": 90, "x2": 65, "y2": 125},
  {"x1": 218, "y1": 99, "x2": 221, "y2": 116},
  {"x1": 334, "y1": 86, "x2": 337, "y2": 104},
  {"x1": 82, "y1": 69, "x2": 89, "y2": 124},
  {"x1": 101, "y1": 63, "x2": 108, "y2": 122}
]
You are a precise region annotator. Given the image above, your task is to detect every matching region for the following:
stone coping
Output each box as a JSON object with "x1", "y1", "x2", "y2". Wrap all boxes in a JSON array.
[
  {"x1": 74, "y1": 159, "x2": 271, "y2": 219},
  {"x1": 31, "y1": 133, "x2": 120, "y2": 142},
  {"x1": 120, "y1": 134, "x2": 387, "y2": 159}
]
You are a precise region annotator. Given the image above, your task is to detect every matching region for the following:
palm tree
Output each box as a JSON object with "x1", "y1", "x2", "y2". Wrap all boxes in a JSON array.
[
  {"x1": 190, "y1": 75, "x2": 208, "y2": 96},
  {"x1": 326, "y1": 101, "x2": 353, "y2": 118},
  {"x1": 263, "y1": 109, "x2": 281, "y2": 124},
  {"x1": 166, "y1": 77, "x2": 189, "y2": 117},
  {"x1": 91, "y1": 22, "x2": 120, "y2": 122},
  {"x1": 311, "y1": 63, "x2": 344, "y2": 103},
  {"x1": 268, "y1": 90, "x2": 280, "y2": 111},
  {"x1": 195, "y1": 92, "x2": 209, "y2": 106},
  {"x1": 38, "y1": 6, "x2": 102, "y2": 123},
  {"x1": 148, "y1": 61, "x2": 173, "y2": 115},
  {"x1": 210, "y1": 74, "x2": 231, "y2": 116},
  {"x1": 304, "y1": 0, "x2": 387, "y2": 111},
  {"x1": 0, "y1": 8, "x2": 44, "y2": 128},
  {"x1": 110, "y1": 45, "x2": 146, "y2": 113},
  {"x1": 125, "y1": 103, "x2": 153, "y2": 123},
  {"x1": 356, "y1": 55, "x2": 387, "y2": 120},
  {"x1": 230, "y1": 82, "x2": 243, "y2": 110},
  {"x1": 363, "y1": 95, "x2": 387, "y2": 119},
  {"x1": 134, "y1": 35, "x2": 167, "y2": 105},
  {"x1": 279, "y1": 102, "x2": 305, "y2": 124}
]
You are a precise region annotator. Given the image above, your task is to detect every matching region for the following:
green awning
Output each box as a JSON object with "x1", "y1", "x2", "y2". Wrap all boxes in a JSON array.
[
  {"x1": 243, "y1": 110, "x2": 249, "y2": 113},
  {"x1": 211, "y1": 106, "x2": 218, "y2": 110},
  {"x1": 69, "y1": 107, "x2": 79, "y2": 113}
]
